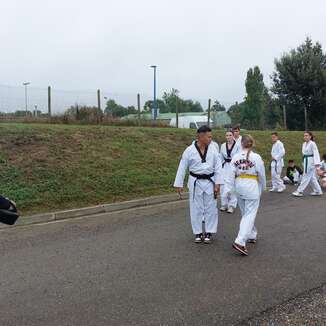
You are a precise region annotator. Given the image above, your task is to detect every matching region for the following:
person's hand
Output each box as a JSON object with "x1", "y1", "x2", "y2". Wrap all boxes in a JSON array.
[
  {"x1": 214, "y1": 184, "x2": 220, "y2": 194},
  {"x1": 176, "y1": 187, "x2": 183, "y2": 194}
]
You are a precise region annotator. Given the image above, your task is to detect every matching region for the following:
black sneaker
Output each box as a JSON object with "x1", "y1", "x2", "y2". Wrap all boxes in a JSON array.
[
  {"x1": 194, "y1": 233, "x2": 203, "y2": 243},
  {"x1": 204, "y1": 233, "x2": 212, "y2": 244}
]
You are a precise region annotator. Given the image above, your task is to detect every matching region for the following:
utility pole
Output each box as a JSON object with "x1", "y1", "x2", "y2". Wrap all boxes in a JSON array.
[
  {"x1": 150, "y1": 65, "x2": 157, "y2": 124},
  {"x1": 283, "y1": 105, "x2": 287, "y2": 130},
  {"x1": 23, "y1": 82, "x2": 30, "y2": 116},
  {"x1": 97, "y1": 89, "x2": 101, "y2": 111},
  {"x1": 47, "y1": 86, "x2": 52, "y2": 117},
  {"x1": 304, "y1": 106, "x2": 308, "y2": 130},
  {"x1": 207, "y1": 98, "x2": 211, "y2": 127},
  {"x1": 137, "y1": 93, "x2": 141, "y2": 126},
  {"x1": 176, "y1": 95, "x2": 179, "y2": 128}
]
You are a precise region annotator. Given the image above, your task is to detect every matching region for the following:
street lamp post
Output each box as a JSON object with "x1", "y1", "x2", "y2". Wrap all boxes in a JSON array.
[
  {"x1": 23, "y1": 82, "x2": 31, "y2": 116},
  {"x1": 150, "y1": 65, "x2": 157, "y2": 121}
]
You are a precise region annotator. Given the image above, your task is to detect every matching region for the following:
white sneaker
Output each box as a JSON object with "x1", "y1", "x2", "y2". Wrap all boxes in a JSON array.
[
  {"x1": 292, "y1": 191, "x2": 303, "y2": 197},
  {"x1": 310, "y1": 192, "x2": 323, "y2": 196},
  {"x1": 220, "y1": 206, "x2": 227, "y2": 212},
  {"x1": 277, "y1": 187, "x2": 286, "y2": 193},
  {"x1": 269, "y1": 188, "x2": 277, "y2": 192},
  {"x1": 227, "y1": 207, "x2": 234, "y2": 214}
]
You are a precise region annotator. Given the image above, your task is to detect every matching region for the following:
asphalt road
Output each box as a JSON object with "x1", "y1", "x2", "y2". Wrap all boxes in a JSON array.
[{"x1": 0, "y1": 187, "x2": 326, "y2": 325}]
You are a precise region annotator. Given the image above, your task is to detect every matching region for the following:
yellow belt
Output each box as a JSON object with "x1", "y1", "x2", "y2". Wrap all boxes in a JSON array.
[{"x1": 237, "y1": 174, "x2": 258, "y2": 180}]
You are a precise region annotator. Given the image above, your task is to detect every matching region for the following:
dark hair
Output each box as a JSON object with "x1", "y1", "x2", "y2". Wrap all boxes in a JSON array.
[
  {"x1": 271, "y1": 132, "x2": 278, "y2": 136},
  {"x1": 241, "y1": 134, "x2": 254, "y2": 161},
  {"x1": 232, "y1": 124, "x2": 240, "y2": 131},
  {"x1": 304, "y1": 131, "x2": 314, "y2": 141},
  {"x1": 322, "y1": 154, "x2": 326, "y2": 161},
  {"x1": 288, "y1": 159, "x2": 294, "y2": 163},
  {"x1": 226, "y1": 129, "x2": 233, "y2": 134},
  {"x1": 197, "y1": 125, "x2": 212, "y2": 134}
]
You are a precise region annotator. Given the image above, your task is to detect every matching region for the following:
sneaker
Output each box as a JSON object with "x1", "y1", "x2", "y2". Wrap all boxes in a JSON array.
[
  {"x1": 220, "y1": 206, "x2": 227, "y2": 212},
  {"x1": 277, "y1": 187, "x2": 286, "y2": 193},
  {"x1": 227, "y1": 207, "x2": 234, "y2": 214},
  {"x1": 269, "y1": 188, "x2": 277, "y2": 192},
  {"x1": 194, "y1": 234, "x2": 203, "y2": 243},
  {"x1": 292, "y1": 191, "x2": 303, "y2": 197},
  {"x1": 247, "y1": 239, "x2": 257, "y2": 244},
  {"x1": 204, "y1": 233, "x2": 212, "y2": 244},
  {"x1": 232, "y1": 242, "x2": 248, "y2": 256},
  {"x1": 310, "y1": 192, "x2": 323, "y2": 196}
]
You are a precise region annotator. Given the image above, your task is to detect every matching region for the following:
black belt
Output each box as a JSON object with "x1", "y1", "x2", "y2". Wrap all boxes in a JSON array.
[{"x1": 189, "y1": 172, "x2": 216, "y2": 199}]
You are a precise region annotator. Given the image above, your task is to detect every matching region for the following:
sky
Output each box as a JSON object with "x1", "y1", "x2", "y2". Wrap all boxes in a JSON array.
[{"x1": 1, "y1": 0, "x2": 326, "y2": 111}]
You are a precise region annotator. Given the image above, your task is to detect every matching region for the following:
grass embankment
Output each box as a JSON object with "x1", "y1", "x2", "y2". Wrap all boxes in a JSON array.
[{"x1": 0, "y1": 123, "x2": 325, "y2": 215}]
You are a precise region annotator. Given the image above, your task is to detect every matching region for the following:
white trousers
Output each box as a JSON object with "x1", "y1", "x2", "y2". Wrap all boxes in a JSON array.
[
  {"x1": 221, "y1": 185, "x2": 237, "y2": 208},
  {"x1": 297, "y1": 168, "x2": 322, "y2": 194},
  {"x1": 235, "y1": 197, "x2": 260, "y2": 246},
  {"x1": 271, "y1": 161, "x2": 285, "y2": 190},
  {"x1": 189, "y1": 191, "x2": 218, "y2": 235}
]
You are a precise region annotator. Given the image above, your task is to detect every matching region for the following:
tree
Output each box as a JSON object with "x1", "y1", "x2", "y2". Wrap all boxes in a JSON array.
[
  {"x1": 271, "y1": 38, "x2": 326, "y2": 130},
  {"x1": 242, "y1": 66, "x2": 265, "y2": 129},
  {"x1": 143, "y1": 99, "x2": 168, "y2": 113},
  {"x1": 211, "y1": 100, "x2": 226, "y2": 112},
  {"x1": 104, "y1": 99, "x2": 132, "y2": 117},
  {"x1": 228, "y1": 102, "x2": 244, "y2": 125}
]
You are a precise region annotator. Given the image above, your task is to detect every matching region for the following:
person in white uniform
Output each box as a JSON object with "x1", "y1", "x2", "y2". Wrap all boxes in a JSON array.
[
  {"x1": 232, "y1": 124, "x2": 242, "y2": 152},
  {"x1": 317, "y1": 154, "x2": 326, "y2": 190},
  {"x1": 270, "y1": 132, "x2": 286, "y2": 192},
  {"x1": 174, "y1": 126, "x2": 222, "y2": 244},
  {"x1": 292, "y1": 131, "x2": 323, "y2": 197},
  {"x1": 224, "y1": 135, "x2": 266, "y2": 256},
  {"x1": 220, "y1": 130, "x2": 240, "y2": 213}
]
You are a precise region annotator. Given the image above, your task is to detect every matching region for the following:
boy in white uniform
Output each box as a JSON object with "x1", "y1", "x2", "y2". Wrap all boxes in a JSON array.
[
  {"x1": 292, "y1": 131, "x2": 323, "y2": 197},
  {"x1": 224, "y1": 135, "x2": 266, "y2": 256},
  {"x1": 220, "y1": 129, "x2": 240, "y2": 213},
  {"x1": 232, "y1": 125, "x2": 242, "y2": 152},
  {"x1": 270, "y1": 132, "x2": 286, "y2": 192},
  {"x1": 174, "y1": 126, "x2": 223, "y2": 244}
]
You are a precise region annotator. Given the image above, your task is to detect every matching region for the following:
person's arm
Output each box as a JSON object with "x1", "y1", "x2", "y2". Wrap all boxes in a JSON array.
[
  {"x1": 273, "y1": 142, "x2": 285, "y2": 161},
  {"x1": 214, "y1": 152, "x2": 223, "y2": 193},
  {"x1": 312, "y1": 143, "x2": 321, "y2": 167},
  {"x1": 173, "y1": 149, "x2": 189, "y2": 193},
  {"x1": 257, "y1": 156, "x2": 267, "y2": 195}
]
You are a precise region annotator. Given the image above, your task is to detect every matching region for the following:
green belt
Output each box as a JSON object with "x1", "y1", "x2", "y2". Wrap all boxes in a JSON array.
[{"x1": 303, "y1": 154, "x2": 314, "y2": 173}]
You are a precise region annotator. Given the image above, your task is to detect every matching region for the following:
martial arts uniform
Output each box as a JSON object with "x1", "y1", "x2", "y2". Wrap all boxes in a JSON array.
[
  {"x1": 270, "y1": 140, "x2": 286, "y2": 191},
  {"x1": 283, "y1": 165, "x2": 303, "y2": 184},
  {"x1": 225, "y1": 150, "x2": 266, "y2": 246},
  {"x1": 174, "y1": 142, "x2": 222, "y2": 235},
  {"x1": 234, "y1": 136, "x2": 242, "y2": 152},
  {"x1": 220, "y1": 141, "x2": 239, "y2": 210},
  {"x1": 296, "y1": 141, "x2": 323, "y2": 195}
]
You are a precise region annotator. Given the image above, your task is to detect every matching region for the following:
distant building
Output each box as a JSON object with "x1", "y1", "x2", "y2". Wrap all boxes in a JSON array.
[{"x1": 121, "y1": 111, "x2": 231, "y2": 128}]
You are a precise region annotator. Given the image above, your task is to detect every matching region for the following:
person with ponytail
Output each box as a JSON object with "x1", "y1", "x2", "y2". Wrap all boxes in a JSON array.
[
  {"x1": 292, "y1": 131, "x2": 323, "y2": 197},
  {"x1": 224, "y1": 135, "x2": 266, "y2": 256}
]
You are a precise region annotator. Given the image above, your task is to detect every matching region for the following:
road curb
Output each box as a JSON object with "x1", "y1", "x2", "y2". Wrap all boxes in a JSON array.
[{"x1": 0, "y1": 193, "x2": 189, "y2": 229}]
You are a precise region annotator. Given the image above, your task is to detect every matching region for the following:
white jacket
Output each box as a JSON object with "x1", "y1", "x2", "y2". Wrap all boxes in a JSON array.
[
  {"x1": 174, "y1": 141, "x2": 223, "y2": 194},
  {"x1": 224, "y1": 149, "x2": 266, "y2": 200},
  {"x1": 271, "y1": 140, "x2": 285, "y2": 167}
]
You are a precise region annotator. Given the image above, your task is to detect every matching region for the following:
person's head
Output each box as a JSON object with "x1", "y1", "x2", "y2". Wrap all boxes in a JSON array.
[
  {"x1": 288, "y1": 159, "x2": 295, "y2": 168},
  {"x1": 225, "y1": 129, "x2": 234, "y2": 143},
  {"x1": 197, "y1": 125, "x2": 212, "y2": 145},
  {"x1": 322, "y1": 154, "x2": 326, "y2": 161},
  {"x1": 271, "y1": 132, "x2": 279, "y2": 144},
  {"x1": 241, "y1": 134, "x2": 254, "y2": 160},
  {"x1": 304, "y1": 131, "x2": 314, "y2": 142},
  {"x1": 232, "y1": 124, "x2": 241, "y2": 139}
]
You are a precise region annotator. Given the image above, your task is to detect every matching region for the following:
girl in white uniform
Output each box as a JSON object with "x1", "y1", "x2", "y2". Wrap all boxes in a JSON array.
[
  {"x1": 270, "y1": 132, "x2": 286, "y2": 192},
  {"x1": 220, "y1": 130, "x2": 240, "y2": 213},
  {"x1": 174, "y1": 126, "x2": 223, "y2": 244},
  {"x1": 224, "y1": 135, "x2": 266, "y2": 256},
  {"x1": 292, "y1": 131, "x2": 323, "y2": 197}
]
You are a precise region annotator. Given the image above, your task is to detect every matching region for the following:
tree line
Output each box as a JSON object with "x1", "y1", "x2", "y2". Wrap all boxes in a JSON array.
[{"x1": 229, "y1": 38, "x2": 326, "y2": 130}]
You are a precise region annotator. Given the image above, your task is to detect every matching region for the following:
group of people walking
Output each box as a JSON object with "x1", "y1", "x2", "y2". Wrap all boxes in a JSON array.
[{"x1": 174, "y1": 125, "x2": 325, "y2": 256}]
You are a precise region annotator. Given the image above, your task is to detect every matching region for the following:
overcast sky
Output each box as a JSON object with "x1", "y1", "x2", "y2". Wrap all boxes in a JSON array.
[{"x1": 1, "y1": 0, "x2": 326, "y2": 108}]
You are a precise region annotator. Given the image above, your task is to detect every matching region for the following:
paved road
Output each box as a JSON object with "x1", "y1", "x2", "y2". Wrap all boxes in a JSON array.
[{"x1": 0, "y1": 188, "x2": 325, "y2": 325}]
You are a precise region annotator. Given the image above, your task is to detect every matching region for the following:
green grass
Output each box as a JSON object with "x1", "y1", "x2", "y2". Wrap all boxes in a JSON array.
[{"x1": 0, "y1": 123, "x2": 325, "y2": 215}]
